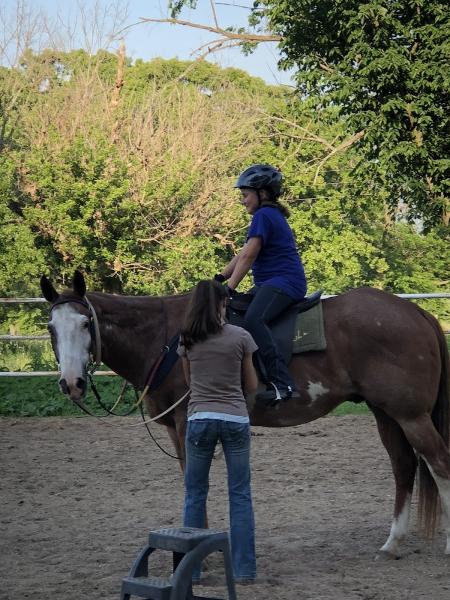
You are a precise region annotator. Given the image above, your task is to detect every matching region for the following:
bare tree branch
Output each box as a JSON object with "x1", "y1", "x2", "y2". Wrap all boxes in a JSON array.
[
  {"x1": 117, "y1": 16, "x2": 281, "y2": 43},
  {"x1": 313, "y1": 130, "x2": 365, "y2": 184},
  {"x1": 210, "y1": 0, "x2": 219, "y2": 29},
  {"x1": 251, "y1": 109, "x2": 336, "y2": 151},
  {"x1": 110, "y1": 40, "x2": 125, "y2": 143},
  {"x1": 114, "y1": 9, "x2": 336, "y2": 76},
  {"x1": 246, "y1": 106, "x2": 365, "y2": 181},
  {"x1": 193, "y1": 37, "x2": 248, "y2": 60},
  {"x1": 216, "y1": 2, "x2": 253, "y2": 8}
]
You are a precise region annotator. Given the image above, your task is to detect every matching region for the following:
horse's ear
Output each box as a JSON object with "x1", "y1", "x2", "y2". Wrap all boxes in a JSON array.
[
  {"x1": 73, "y1": 270, "x2": 86, "y2": 298},
  {"x1": 40, "y1": 275, "x2": 59, "y2": 303}
]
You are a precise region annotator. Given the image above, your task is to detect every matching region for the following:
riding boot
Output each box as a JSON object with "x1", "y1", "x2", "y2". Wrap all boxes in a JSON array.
[{"x1": 256, "y1": 383, "x2": 301, "y2": 407}]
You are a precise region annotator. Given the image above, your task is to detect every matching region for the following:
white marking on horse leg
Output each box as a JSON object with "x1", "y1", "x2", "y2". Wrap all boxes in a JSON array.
[
  {"x1": 379, "y1": 493, "x2": 411, "y2": 556},
  {"x1": 306, "y1": 381, "x2": 330, "y2": 402},
  {"x1": 422, "y1": 458, "x2": 450, "y2": 554}
]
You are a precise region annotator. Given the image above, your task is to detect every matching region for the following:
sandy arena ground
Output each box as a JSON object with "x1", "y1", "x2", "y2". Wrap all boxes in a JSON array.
[{"x1": 1, "y1": 414, "x2": 449, "y2": 600}]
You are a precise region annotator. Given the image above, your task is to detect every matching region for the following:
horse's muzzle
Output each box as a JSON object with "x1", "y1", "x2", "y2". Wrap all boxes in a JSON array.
[{"x1": 59, "y1": 377, "x2": 87, "y2": 400}]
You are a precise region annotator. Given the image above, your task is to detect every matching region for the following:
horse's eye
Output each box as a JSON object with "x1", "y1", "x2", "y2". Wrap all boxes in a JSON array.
[{"x1": 83, "y1": 321, "x2": 90, "y2": 329}]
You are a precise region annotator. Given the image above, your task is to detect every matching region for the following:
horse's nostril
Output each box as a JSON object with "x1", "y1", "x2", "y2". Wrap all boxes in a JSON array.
[
  {"x1": 76, "y1": 378, "x2": 86, "y2": 392},
  {"x1": 59, "y1": 379, "x2": 69, "y2": 394}
]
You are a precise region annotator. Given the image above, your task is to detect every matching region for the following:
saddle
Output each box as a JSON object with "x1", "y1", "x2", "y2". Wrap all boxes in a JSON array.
[
  {"x1": 227, "y1": 289, "x2": 326, "y2": 381},
  {"x1": 148, "y1": 290, "x2": 326, "y2": 393}
]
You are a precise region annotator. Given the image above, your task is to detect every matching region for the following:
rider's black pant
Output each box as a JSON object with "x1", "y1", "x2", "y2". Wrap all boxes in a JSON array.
[{"x1": 244, "y1": 285, "x2": 296, "y2": 390}]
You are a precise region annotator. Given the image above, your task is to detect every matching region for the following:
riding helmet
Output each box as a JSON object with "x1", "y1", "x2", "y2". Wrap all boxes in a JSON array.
[{"x1": 235, "y1": 164, "x2": 283, "y2": 196}]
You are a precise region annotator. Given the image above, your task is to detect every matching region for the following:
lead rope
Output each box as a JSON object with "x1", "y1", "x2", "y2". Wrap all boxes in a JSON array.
[
  {"x1": 87, "y1": 339, "x2": 171, "y2": 418},
  {"x1": 70, "y1": 388, "x2": 190, "y2": 428},
  {"x1": 138, "y1": 402, "x2": 181, "y2": 460}
]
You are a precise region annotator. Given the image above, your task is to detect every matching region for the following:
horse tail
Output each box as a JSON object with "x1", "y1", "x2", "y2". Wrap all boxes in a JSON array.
[{"x1": 417, "y1": 307, "x2": 450, "y2": 537}]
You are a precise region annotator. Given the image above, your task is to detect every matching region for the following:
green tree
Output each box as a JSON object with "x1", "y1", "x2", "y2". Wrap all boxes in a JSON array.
[
  {"x1": 257, "y1": 0, "x2": 450, "y2": 230},
  {"x1": 1, "y1": 50, "x2": 448, "y2": 327},
  {"x1": 169, "y1": 1, "x2": 449, "y2": 229}
]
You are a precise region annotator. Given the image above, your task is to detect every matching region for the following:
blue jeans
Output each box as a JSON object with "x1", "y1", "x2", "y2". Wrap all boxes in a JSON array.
[{"x1": 183, "y1": 419, "x2": 256, "y2": 580}]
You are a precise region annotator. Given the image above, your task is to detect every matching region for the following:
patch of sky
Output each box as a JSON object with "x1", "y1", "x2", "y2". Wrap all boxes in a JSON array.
[{"x1": 2, "y1": 0, "x2": 295, "y2": 86}]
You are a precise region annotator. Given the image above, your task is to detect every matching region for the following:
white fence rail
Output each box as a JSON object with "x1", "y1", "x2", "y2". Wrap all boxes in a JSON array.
[
  {"x1": 1, "y1": 293, "x2": 449, "y2": 377},
  {"x1": 0, "y1": 371, "x2": 116, "y2": 376}
]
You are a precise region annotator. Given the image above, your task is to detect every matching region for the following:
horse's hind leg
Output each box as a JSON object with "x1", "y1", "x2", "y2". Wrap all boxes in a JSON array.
[
  {"x1": 370, "y1": 406, "x2": 417, "y2": 557},
  {"x1": 399, "y1": 414, "x2": 450, "y2": 554}
]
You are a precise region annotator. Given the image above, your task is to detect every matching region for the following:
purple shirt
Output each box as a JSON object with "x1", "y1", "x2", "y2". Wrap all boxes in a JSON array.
[{"x1": 247, "y1": 206, "x2": 306, "y2": 300}]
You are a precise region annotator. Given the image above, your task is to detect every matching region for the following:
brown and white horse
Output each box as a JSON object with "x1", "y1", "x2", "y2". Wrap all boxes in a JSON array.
[{"x1": 40, "y1": 271, "x2": 450, "y2": 557}]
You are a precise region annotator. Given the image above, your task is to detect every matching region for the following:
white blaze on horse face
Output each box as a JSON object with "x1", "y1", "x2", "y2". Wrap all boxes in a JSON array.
[
  {"x1": 306, "y1": 381, "x2": 330, "y2": 402},
  {"x1": 50, "y1": 304, "x2": 91, "y2": 392},
  {"x1": 379, "y1": 493, "x2": 411, "y2": 557}
]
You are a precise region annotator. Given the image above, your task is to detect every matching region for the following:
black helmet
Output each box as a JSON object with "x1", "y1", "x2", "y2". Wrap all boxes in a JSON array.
[{"x1": 235, "y1": 164, "x2": 283, "y2": 196}]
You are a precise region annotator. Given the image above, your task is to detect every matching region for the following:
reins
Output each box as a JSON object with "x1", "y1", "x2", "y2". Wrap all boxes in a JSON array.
[
  {"x1": 87, "y1": 375, "x2": 139, "y2": 417},
  {"x1": 85, "y1": 296, "x2": 102, "y2": 367},
  {"x1": 71, "y1": 389, "x2": 190, "y2": 428},
  {"x1": 86, "y1": 337, "x2": 171, "y2": 418}
]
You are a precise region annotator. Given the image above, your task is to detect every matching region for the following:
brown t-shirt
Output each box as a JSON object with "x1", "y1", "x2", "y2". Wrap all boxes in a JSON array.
[{"x1": 177, "y1": 324, "x2": 258, "y2": 418}]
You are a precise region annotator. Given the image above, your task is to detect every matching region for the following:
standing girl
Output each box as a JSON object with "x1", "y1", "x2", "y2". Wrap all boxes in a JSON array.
[{"x1": 177, "y1": 279, "x2": 258, "y2": 583}]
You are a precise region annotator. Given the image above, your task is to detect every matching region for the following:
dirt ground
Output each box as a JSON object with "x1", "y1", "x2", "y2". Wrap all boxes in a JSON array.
[{"x1": 1, "y1": 414, "x2": 449, "y2": 600}]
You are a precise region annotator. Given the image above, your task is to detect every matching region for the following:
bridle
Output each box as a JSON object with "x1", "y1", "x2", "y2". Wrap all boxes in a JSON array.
[{"x1": 49, "y1": 295, "x2": 184, "y2": 460}]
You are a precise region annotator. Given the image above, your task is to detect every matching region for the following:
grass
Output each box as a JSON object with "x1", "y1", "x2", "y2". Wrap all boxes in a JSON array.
[
  {"x1": 0, "y1": 376, "x2": 141, "y2": 417},
  {"x1": 331, "y1": 402, "x2": 370, "y2": 416},
  {"x1": 0, "y1": 375, "x2": 370, "y2": 417}
]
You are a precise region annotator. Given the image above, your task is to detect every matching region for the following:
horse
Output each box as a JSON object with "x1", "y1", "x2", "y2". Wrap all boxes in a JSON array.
[{"x1": 40, "y1": 270, "x2": 450, "y2": 558}]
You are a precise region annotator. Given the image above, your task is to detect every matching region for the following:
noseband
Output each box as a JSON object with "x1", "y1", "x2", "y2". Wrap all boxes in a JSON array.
[{"x1": 50, "y1": 297, "x2": 102, "y2": 371}]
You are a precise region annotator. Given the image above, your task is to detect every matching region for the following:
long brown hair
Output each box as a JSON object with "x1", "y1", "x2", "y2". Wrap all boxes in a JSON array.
[
  {"x1": 260, "y1": 189, "x2": 290, "y2": 217},
  {"x1": 180, "y1": 280, "x2": 229, "y2": 350},
  {"x1": 260, "y1": 199, "x2": 290, "y2": 218}
]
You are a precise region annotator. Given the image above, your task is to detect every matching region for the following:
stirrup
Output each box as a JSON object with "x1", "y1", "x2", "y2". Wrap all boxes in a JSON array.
[
  {"x1": 256, "y1": 382, "x2": 301, "y2": 407},
  {"x1": 269, "y1": 382, "x2": 282, "y2": 401},
  {"x1": 256, "y1": 382, "x2": 286, "y2": 407}
]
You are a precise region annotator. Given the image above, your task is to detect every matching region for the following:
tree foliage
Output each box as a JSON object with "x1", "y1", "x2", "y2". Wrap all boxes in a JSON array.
[
  {"x1": 0, "y1": 49, "x2": 448, "y2": 336},
  {"x1": 255, "y1": 0, "x2": 450, "y2": 229},
  {"x1": 168, "y1": 0, "x2": 449, "y2": 229}
]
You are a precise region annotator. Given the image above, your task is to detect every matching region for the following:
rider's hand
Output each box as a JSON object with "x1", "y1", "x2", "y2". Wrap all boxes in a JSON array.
[
  {"x1": 224, "y1": 284, "x2": 235, "y2": 298},
  {"x1": 214, "y1": 273, "x2": 226, "y2": 283}
]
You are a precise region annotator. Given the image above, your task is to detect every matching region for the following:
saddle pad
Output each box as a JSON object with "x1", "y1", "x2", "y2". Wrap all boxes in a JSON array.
[{"x1": 292, "y1": 301, "x2": 327, "y2": 354}]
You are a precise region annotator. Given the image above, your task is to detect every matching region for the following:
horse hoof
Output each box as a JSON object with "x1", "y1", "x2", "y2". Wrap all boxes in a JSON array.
[{"x1": 375, "y1": 549, "x2": 401, "y2": 561}]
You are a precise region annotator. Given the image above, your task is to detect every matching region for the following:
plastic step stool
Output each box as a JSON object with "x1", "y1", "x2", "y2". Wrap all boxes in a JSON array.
[{"x1": 120, "y1": 526, "x2": 237, "y2": 600}]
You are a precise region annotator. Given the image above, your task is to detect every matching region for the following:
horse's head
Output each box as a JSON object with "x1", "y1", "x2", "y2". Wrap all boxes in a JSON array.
[{"x1": 40, "y1": 271, "x2": 94, "y2": 401}]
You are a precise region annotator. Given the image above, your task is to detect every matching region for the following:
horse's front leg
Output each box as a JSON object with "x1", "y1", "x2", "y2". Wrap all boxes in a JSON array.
[
  {"x1": 166, "y1": 424, "x2": 185, "y2": 471},
  {"x1": 370, "y1": 406, "x2": 417, "y2": 558}
]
